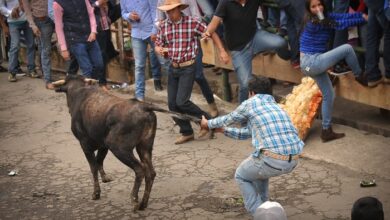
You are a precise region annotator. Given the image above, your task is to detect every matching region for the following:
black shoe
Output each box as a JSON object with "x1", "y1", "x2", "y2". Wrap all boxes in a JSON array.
[
  {"x1": 355, "y1": 74, "x2": 368, "y2": 87},
  {"x1": 321, "y1": 126, "x2": 345, "y2": 143},
  {"x1": 331, "y1": 62, "x2": 351, "y2": 75},
  {"x1": 154, "y1": 79, "x2": 163, "y2": 91}
]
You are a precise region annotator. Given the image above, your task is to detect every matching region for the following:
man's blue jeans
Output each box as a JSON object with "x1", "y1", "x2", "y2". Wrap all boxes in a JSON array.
[
  {"x1": 231, "y1": 28, "x2": 288, "y2": 103},
  {"x1": 69, "y1": 41, "x2": 104, "y2": 82},
  {"x1": 34, "y1": 17, "x2": 54, "y2": 83},
  {"x1": 235, "y1": 154, "x2": 298, "y2": 215},
  {"x1": 131, "y1": 37, "x2": 161, "y2": 100},
  {"x1": 365, "y1": 9, "x2": 390, "y2": 81},
  {"x1": 300, "y1": 44, "x2": 362, "y2": 129},
  {"x1": 167, "y1": 64, "x2": 210, "y2": 135},
  {"x1": 8, "y1": 21, "x2": 35, "y2": 74}
]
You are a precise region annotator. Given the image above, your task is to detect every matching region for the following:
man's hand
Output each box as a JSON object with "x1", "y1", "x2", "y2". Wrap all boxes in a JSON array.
[
  {"x1": 200, "y1": 115, "x2": 209, "y2": 130},
  {"x1": 61, "y1": 50, "x2": 70, "y2": 61},
  {"x1": 130, "y1": 12, "x2": 140, "y2": 22},
  {"x1": 87, "y1": 32, "x2": 96, "y2": 42},
  {"x1": 11, "y1": 7, "x2": 20, "y2": 19},
  {"x1": 150, "y1": 34, "x2": 156, "y2": 42},
  {"x1": 32, "y1": 26, "x2": 41, "y2": 37},
  {"x1": 201, "y1": 31, "x2": 211, "y2": 41},
  {"x1": 219, "y1": 50, "x2": 230, "y2": 64}
]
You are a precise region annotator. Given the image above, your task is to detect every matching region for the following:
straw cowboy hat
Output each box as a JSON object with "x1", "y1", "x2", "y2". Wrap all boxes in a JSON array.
[{"x1": 157, "y1": 0, "x2": 189, "y2": 11}]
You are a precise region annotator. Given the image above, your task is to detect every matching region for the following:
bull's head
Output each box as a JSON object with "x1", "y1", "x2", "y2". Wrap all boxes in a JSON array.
[{"x1": 52, "y1": 75, "x2": 98, "y2": 93}]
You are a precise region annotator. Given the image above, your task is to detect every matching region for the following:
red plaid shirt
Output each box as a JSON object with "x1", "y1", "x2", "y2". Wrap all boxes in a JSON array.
[{"x1": 155, "y1": 15, "x2": 206, "y2": 64}]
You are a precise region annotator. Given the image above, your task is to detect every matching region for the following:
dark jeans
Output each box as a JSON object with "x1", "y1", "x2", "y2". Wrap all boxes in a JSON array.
[
  {"x1": 332, "y1": 0, "x2": 350, "y2": 48},
  {"x1": 167, "y1": 64, "x2": 210, "y2": 135},
  {"x1": 278, "y1": 0, "x2": 304, "y2": 62},
  {"x1": 365, "y1": 9, "x2": 390, "y2": 81},
  {"x1": 96, "y1": 30, "x2": 111, "y2": 84},
  {"x1": 195, "y1": 48, "x2": 215, "y2": 104},
  {"x1": 69, "y1": 41, "x2": 104, "y2": 83}
]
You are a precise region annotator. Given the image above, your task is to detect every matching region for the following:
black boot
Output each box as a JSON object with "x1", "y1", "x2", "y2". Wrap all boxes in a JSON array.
[
  {"x1": 321, "y1": 126, "x2": 345, "y2": 143},
  {"x1": 154, "y1": 79, "x2": 163, "y2": 91}
]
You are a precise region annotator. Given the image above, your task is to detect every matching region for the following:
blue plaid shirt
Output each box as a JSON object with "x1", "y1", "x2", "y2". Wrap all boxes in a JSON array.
[{"x1": 208, "y1": 94, "x2": 304, "y2": 157}]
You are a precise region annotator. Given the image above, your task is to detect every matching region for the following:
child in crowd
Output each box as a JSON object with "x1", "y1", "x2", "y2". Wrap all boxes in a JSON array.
[{"x1": 299, "y1": 0, "x2": 366, "y2": 142}]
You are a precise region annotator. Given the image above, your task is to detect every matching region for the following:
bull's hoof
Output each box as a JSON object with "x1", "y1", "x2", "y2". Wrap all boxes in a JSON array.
[
  {"x1": 101, "y1": 175, "x2": 113, "y2": 183},
  {"x1": 138, "y1": 202, "x2": 148, "y2": 210},
  {"x1": 92, "y1": 192, "x2": 100, "y2": 200}
]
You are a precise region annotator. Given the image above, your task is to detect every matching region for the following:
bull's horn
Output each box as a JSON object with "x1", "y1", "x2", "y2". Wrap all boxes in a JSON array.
[
  {"x1": 84, "y1": 78, "x2": 99, "y2": 84},
  {"x1": 52, "y1": 79, "x2": 66, "y2": 86}
]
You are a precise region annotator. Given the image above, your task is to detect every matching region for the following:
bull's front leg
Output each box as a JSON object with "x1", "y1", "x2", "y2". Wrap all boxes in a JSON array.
[{"x1": 83, "y1": 150, "x2": 101, "y2": 200}]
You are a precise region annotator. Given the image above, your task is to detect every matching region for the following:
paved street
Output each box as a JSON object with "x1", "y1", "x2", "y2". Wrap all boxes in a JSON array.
[{"x1": 0, "y1": 73, "x2": 389, "y2": 219}]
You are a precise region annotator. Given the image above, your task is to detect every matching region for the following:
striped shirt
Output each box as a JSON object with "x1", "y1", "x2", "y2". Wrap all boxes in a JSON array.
[
  {"x1": 155, "y1": 15, "x2": 206, "y2": 64},
  {"x1": 208, "y1": 94, "x2": 304, "y2": 157}
]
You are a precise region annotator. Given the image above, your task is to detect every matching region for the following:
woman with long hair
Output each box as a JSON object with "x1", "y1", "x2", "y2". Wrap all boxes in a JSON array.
[{"x1": 300, "y1": 0, "x2": 366, "y2": 142}]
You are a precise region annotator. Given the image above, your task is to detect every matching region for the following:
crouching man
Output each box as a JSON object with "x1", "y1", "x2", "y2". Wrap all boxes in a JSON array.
[{"x1": 201, "y1": 75, "x2": 304, "y2": 216}]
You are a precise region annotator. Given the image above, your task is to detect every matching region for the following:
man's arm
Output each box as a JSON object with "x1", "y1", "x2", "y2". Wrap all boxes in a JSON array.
[
  {"x1": 210, "y1": 32, "x2": 229, "y2": 64},
  {"x1": 148, "y1": 0, "x2": 157, "y2": 36},
  {"x1": 202, "y1": 15, "x2": 222, "y2": 39},
  {"x1": 85, "y1": 0, "x2": 97, "y2": 41},
  {"x1": 53, "y1": 2, "x2": 69, "y2": 59},
  {"x1": 21, "y1": 0, "x2": 40, "y2": 36}
]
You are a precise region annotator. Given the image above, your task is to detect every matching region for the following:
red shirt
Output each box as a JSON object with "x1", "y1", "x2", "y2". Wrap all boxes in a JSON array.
[{"x1": 155, "y1": 15, "x2": 206, "y2": 64}]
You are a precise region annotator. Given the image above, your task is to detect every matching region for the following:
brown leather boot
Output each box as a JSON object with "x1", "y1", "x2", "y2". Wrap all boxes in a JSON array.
[{"x1": 321, "y1": 127, "x2": 345, "y2": 143}]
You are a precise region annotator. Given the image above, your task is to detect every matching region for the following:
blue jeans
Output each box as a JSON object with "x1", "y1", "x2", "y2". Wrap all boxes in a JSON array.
[
  {"x1": 231, "y1": 28, "x2": 288, "y2": 103},
  {"x1": 69, "y1": 41, "x2": 104, "y2": 82},
  {"x1": 8, "y1": 21, "x2": 35, "y2": 74},
  {"x1": 267, "y1": 8, "x2": 287, "y2": 30},
  {"x1": 34, "y1": 17, "x2": 54, "y2": 83},
  {"x1": 365, "y1": 9, "x2": 390, "y2": 81},
  {"x1": 131, "y1": 37, "x2": 161, "y2": 100},
  {"x1": 333, "y1": 0, "x2": 350, "y2": 48},
  {"x1": 167, "y1": 64, "x2": 210, "y2": 135},
  {"x1": 300, "y1": 44, "x2": 362, "y2": 129},
  {"x1": 235, "y1": 154, "x2": 298, "y2": 215}
]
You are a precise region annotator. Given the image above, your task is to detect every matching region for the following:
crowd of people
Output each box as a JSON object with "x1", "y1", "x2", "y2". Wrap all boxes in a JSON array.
[{"x1": 0, "y1": 0, "x2": 388, "y2": 218}]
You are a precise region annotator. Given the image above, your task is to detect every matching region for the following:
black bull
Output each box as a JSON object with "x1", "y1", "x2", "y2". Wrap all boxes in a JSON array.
[{"x1": 54, "y1": 75, "x2": 203, "y2": 210}]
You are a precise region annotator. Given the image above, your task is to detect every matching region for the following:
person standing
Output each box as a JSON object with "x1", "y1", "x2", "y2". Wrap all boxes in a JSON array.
[
  {"x1": 121, "y1": 0, "x2": 163, "y2": 102},
  {"x1": 300, "y1": 0, "x2": 366, "y2": 142},
  {"x1": 53, "y1": 0, "x2": 105, "y2": 86},
  {"x1": 203, "y1": 0, "x2": 290, "y2": 103},
  {"x1": 22, "y1": 0, "x2": 54, "y2": 89},
  {"x1": 363, "y1": 0, "x2": 390, "y2": 87},
  {"x1": 156, "y1": 0, "x2": 220, "y2": 117},
  {"x1": 201, "y1": 76, "x2": 304, "y2": 216},
  {"x1": 0, "y1": 0, "x2": 38, "y2": 82},
  {"x1": 155, "y1": 0, "x2": 229, "y2": 144}
]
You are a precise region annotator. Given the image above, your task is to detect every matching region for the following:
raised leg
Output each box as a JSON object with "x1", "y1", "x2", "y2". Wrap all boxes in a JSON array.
[{"x1": 110, "y1": 148, "x2": 145, "y2": 211}]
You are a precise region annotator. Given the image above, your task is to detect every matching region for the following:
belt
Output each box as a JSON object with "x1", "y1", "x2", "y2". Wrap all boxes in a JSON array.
[
  {"x1": 34, "y1": 16, "x2": 48, "y2": 21},
  {"x1": 261, "y1": 150, "x2": 300, "y2": 162},
  {"x1": 171, "y1": 59, "x2": 195, "y2": 68}
]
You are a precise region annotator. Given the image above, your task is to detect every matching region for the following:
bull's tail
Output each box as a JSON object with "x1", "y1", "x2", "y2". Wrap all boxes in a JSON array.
[{"x1": 140, "y1": 102, "x2": 201, "y2": 123}]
